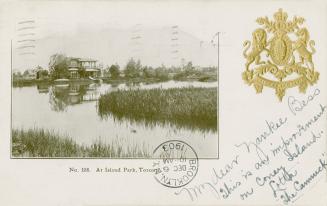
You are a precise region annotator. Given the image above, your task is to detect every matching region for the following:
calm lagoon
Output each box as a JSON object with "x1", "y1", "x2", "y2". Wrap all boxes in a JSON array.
[{"x1": 12, "y1": 80, "x2": 218, "y2": 158}]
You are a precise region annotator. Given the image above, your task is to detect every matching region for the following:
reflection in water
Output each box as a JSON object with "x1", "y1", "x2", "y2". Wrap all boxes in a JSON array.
[
  {"x1": 49, "y1": 84, "x2": 85, "y2": 112},
  {"x1": 13, "y1": 81, "x2": 218, "y2": 158},
  {"x1": 40, "y1": 81, "x2": 218, "y2": 131},
  {"x1": 37, "y1": 84, "x2": 50, "y2": 94},
  {"x1": 48, "y1": 83, "x2": 93, "y2": 111}
]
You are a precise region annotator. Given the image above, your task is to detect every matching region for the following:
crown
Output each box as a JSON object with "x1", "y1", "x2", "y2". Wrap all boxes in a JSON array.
[{"x1": 274, "y1": 8, "x2": 288, "y2": 22}]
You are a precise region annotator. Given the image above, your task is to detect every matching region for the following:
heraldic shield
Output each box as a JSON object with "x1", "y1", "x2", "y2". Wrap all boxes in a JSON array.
[{"x1": 242, "y1": 9, "x2": 319, "y2": 101}]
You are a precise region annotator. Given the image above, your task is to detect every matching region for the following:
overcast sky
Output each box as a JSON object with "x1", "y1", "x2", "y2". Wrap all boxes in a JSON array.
[
  {"x1": 12, "y1": 1, "x2": 225, "y2": 42},
  {"x1": 9, "y1": 1, "x2": 230, "y2": 71}
]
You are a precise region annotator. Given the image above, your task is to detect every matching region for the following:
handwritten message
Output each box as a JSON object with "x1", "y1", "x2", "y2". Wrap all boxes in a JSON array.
[{"x1": 175, "y1": 88, "x2": 326, "y2": 205}]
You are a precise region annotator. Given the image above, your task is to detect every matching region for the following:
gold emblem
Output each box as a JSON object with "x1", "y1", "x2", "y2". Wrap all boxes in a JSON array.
[{"x1": 242, "y1": 9, "x2": 319, "y2": 101}]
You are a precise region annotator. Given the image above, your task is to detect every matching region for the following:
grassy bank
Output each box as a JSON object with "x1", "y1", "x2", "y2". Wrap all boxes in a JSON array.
[
  {"x1": 98, "y1": 87, "x2": 217, "y2": 131},
  {"x1": 173, "y1": 72, "x2": 217, "y2": 82},
  {"x1": 12, "y1": 79, "x2": 51, "y2": 87},
  {"x1": 12, "y1": 78, "x2": 99, "y2": 87},
  {"x1": 12, "y1": 128, "x2": 150, "y2": 158},
  {"x1": 101, "y1": 77, "x2": 165, "y2": 84}
]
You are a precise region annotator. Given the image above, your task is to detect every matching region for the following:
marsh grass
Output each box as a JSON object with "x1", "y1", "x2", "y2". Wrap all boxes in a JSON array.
[
  {"x1": 12, "y1": 128, "x2": 150, "y2": 158},
  {"x1": 98, "y1": 87, "x2": 217, "y2": 131}
]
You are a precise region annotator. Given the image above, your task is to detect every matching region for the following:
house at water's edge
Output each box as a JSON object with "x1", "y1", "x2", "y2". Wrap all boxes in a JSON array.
[{"x1": 68, "y1": 57, "x2": 101, "y2": 79}]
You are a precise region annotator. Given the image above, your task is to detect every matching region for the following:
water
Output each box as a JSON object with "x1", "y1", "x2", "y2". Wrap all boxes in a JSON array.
[{"x1": 12, "y1": 80, "x2": 218, "y2": 158}]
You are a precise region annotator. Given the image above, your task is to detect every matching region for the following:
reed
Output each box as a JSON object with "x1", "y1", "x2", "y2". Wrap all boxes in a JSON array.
[
  {"x1": 98, "y1": 87, "x2": 217, "y2": 131},
  {"x1": 12, "y1": 128, "x2": 150, "y2": 158}
]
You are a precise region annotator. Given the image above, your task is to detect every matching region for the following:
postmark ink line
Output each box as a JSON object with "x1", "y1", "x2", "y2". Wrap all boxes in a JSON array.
[
  {"x1": 17, "y1": 39, "x2": 35, "y2": 43},
  {"x1": 17, "y1": 26, "x2": 35, "y2": 31},
  {"x1": 19, "y1": 33, "x2": 35, "y2": 36},
  {"x1": 17, "y1": 45, "x2": 35, "y2": 49},
  {"x1": 18, "y1": 20, "x2": 35, "y2": 24},
  {"x1": 19, "y1": 52, "x2": 35, "y2": 55}
]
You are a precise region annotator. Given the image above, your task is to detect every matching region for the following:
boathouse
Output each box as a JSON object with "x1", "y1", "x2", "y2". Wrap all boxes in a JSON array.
[{"x1": 68, "y1": 57, "x2": 100, "y2": 79}]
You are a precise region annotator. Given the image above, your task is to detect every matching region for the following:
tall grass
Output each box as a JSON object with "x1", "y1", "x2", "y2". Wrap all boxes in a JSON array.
[
  {"x1": 12, "y1": 128, "x2": 150, "y2": 158},
  {"x1": 98, "y1": 87, "x2": 217, "y2": 131}
]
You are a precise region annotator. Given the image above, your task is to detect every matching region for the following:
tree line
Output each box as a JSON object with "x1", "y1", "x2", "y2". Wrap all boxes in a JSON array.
[{"x1": 14, "y1": 53, "x2": 217, "y2": 81}]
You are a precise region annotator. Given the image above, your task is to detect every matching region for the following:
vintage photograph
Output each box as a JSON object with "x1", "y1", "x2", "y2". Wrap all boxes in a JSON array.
[{"x1": 11, "y1": 2, "x2": 219, "y2": 158}]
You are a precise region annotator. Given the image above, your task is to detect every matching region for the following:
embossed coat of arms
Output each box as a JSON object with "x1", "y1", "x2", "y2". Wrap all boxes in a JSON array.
[{"x1": 242, "y1": 9, "x2": 319, "y2": 101}]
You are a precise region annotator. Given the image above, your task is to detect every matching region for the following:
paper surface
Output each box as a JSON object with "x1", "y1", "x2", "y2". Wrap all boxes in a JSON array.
[{"x1": 0, "y1": 0, "x2": 326, "y2": 205}]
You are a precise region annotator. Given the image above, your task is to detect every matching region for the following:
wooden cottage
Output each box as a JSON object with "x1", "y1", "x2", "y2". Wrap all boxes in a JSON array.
[{"x1": 68, "y1": 57, "x2": 100, "y2": 79}]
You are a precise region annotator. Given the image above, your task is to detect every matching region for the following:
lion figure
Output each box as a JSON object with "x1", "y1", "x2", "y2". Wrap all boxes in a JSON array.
[
  {"x1": 294, "y1": 28, "x2": 316, "y2": 70},
  {"x1": 243, "y1": 28, "x2": 268, "y2": 71}
]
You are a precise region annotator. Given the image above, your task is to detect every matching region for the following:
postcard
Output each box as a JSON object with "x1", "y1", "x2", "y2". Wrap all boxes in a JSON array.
[{"x1": 0, "y1": 0, "x2": 326, "y2": 205}]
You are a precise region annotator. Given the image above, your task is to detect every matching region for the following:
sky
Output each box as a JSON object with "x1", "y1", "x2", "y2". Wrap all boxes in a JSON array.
[
  {"x1": 10, "y1": 1, "x2": 228, "y2": 71},
  {"x1": 12, "y1": 1, "x2": 224, "y2": 42}
]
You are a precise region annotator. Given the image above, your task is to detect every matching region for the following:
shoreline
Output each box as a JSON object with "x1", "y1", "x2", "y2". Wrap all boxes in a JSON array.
[{"x1": 12, "y1": 77, "x2": 217, "y2": 87}]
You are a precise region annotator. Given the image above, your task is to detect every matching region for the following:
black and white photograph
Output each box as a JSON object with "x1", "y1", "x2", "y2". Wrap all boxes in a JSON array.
[{"x1": 11, "y1": 1, "x2": 219, "y2": 158}]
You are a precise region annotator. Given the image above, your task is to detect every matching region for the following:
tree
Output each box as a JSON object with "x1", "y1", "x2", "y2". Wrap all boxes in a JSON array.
[
  {"x1": 35, "y1": 65, "x2": 49, "y2": 79},
  {"x1": 185, "y1": 61, "x2": 194, "y2": 72},
  {"x1": 124, "y1": 58, "x2": 139, "y2": 78},
  {"x1": 23, "y1": 70, "x2": 30, "y2": 77},
  {"x1": 49, "y1": 54, "x2": 70, "y2": 79},
  {"x1": 155, "y1": 66, "x2": 169, "y2": 80},
  {"x1": 136, "y1": 59, "x2": 142, "y2": 70},
  {"x1": 15, "y1": 71, "x2": 22, "y2": 77},
  {"x1": 109, "y1": 64, "x2": 120, "y2": 79},
  {"x1": 36, "y1": 65, "x2": 43, "y2": 70},
  {"x1": 142, "y1": 66, "x2": 156, "y2": 78}
]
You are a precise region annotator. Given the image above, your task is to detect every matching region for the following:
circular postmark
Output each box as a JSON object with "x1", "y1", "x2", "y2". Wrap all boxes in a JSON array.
[{"x1": 152, "y1": 140, "x2": 199, "y2": 188}]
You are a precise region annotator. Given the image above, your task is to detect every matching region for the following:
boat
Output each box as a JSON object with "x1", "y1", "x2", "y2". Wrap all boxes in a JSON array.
[{"x1": 88, "y1": 76, "x2": 103, "y2": 83}]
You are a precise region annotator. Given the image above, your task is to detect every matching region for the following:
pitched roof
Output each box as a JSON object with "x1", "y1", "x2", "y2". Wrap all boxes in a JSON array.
[
  {"x1": 68, "y1": 57, "x2": 97, "y2": 62},
  {"x1": 78, "y1": 58, "x2": 97, "y2": 62}
]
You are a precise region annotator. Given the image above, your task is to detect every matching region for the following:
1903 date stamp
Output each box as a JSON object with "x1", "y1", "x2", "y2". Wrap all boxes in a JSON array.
[{"x1": 152, "y1": 140, "x2": 199, "y2": 188}]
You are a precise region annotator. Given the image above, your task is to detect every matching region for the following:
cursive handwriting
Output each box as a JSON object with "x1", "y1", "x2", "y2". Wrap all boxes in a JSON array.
[
  {"x1": 293, "y1": 155, "x2": 327, "y2": 192},
  {"x1": 174, "y1": 182, "x2": 220, "y2": 201},
  {"x1": 270, "y1": 104, "x2": 326, "y2": 158},
  {"x1": 174, "y1": 88, "x2": 326, "y2": 205},
  {"x1": 276, "y1": 153, "x2": 326, "y2": 205},
  {"x1": 267, "y1": 167, "x2": 298, "y2": 198},
  {"x1": 255, "y1": 166, "x2": 297, "y2": 187},
  {"x1": 283, "y1": 130, "x2": 323, "y2": 161},
  {"x1": 175, "y1": 155, "x2": 240, "y2": 201},
  {"x1": 288, "y1": 88, "x2": 320, "y2": 116},
  {"x1": 212, "y1": 155, "x2": 240, "y2": 184}
]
